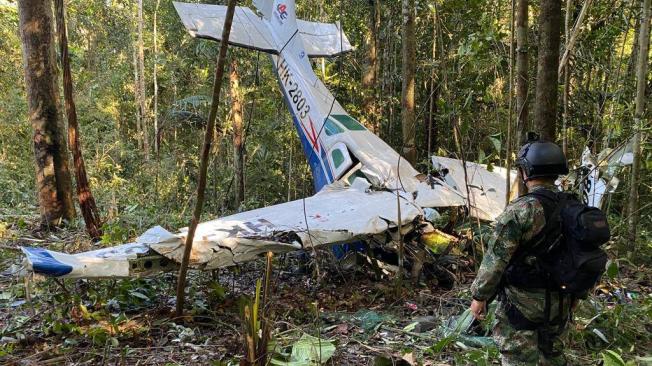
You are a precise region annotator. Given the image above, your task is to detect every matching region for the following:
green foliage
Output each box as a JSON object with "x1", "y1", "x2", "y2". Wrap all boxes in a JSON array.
[
  {"x1": 453, "y1": 347, "x2": 499, "y2": 366},
  {"x1": 601, "y1": 350, "x2": 629, "y2": 366},
  {"x1": 1, "y1": 0, "x2": 649, "y2": 245},
  {"x1": 270, "y1": 334, "x2": 336, "y2": 366},
  {"x1": 0, "y1": 0, "x2": 651, "y2": 364},
  {"x1": 569, "y1": 292, "x2": 652, "y2": 363}
]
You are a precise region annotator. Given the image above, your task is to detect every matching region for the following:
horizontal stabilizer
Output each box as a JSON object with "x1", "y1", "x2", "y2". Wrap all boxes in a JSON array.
[
  {"x1": 298, "y1": 19, "x2": 353, "y2": 57},
  {"x1": 174, "y1": 2, "x2": 278, "y2": 53},
  {"x1": 173, "y1": 2, "x2": 352, "y2": 57}
]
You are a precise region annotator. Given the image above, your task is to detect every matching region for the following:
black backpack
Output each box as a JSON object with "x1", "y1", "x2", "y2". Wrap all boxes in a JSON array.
[{"x1": 505, "y1": 189, "x2": 610, "y2": 296}]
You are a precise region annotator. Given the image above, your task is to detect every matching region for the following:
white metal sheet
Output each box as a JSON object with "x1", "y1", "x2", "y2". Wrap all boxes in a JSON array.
[
  {"x1": 173, "y1": 2, "x2": 278, "y2": 53},
  {"x1": 432, "y1": 156, "x2": 517, "y2": 221},
  {"x1": 297, "y1": 20, "x2": 353, "y2": 57}
]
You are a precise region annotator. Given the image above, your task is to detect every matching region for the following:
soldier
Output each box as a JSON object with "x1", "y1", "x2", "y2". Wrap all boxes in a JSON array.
[{"x1": 469, "y1": 137, "x2": 573, "y2": 366}]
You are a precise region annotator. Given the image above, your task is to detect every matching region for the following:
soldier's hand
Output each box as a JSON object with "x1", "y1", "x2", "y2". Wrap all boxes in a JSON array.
[{"x1": 470, "y1": 299, "x2": 486, "y2": 320}]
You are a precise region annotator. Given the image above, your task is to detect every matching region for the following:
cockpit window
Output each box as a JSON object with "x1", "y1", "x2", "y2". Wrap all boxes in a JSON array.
[
  {"x1": 331, "y1": 114, "x2": 366, "y2": 131},
  {"x1": 324, "y1": 118, "x2": 345, "y2": 136}
]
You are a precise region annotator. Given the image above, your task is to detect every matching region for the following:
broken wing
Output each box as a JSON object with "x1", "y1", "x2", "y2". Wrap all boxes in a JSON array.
[{"x1": 22, "y1": 185, "x2": 422, "y2": 279}]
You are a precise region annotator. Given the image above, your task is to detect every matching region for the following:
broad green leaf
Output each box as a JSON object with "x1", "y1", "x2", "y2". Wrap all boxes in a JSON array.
[
  {"x1": 129, "y1": 291, "x2": 149, "y2": 301},
  {"x1": 488, "y1": 136, "x2": 501, "y2": 153},
  {"x1": 606, "y1": 260, "x2": 619, "y2": 279},
  {"x1": 478, "y1": 149, "x2": 486, "y2": 163},
  {"x1": 403, "y1": 322, "x2": 418, "y2": 332},
  {"x1": 635, "y1": 356, "x2": 652, "y2": 365},
  {"x1": 270, "y1": 334, "x2": 336, "y2": 366},
  {"x1": 602, "y1": 350, "x2": 626, "y2": 366},
  {"x1": 431, "y1": 336, "x2": 453, "y2": 353}
]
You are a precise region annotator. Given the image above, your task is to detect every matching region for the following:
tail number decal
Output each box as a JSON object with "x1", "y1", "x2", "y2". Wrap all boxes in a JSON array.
[{"x1": 279, "y1": 58, "x2": 311, "y2": 119}]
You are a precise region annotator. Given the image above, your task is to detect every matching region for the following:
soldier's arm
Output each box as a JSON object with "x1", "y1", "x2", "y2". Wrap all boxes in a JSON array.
[{"x1": 470, "y1": 199, "x2": 540, "y2": 301}]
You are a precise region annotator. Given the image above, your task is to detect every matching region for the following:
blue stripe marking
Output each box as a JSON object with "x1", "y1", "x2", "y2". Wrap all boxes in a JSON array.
[
  {"x1": 22, "y1": 247, "x2": 73, "y2": 277},
  {"x1": 269, "y1": 56, "x2": 358, "y2": 257},
  {"x1": 290, "y1": 115, "x2": 330, "y2": 190},
  {"x1": 271, "y1": 59, "x2": 333, "y2": 192},
  {"x1": 320, "y1": 147, "x2": 334, "y2": 182}
]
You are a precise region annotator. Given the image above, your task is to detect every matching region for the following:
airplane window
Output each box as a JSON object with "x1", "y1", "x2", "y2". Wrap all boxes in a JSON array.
[
  {"x1": 331, "y1": 148, "x2": 345, "y2": 168},
  {"x1": 346, "y1": 170, "x2": 366, "y2": 184},
  {"x1": 331, "y1": 114, "x2": 366, "y2": 131},
  {"x1": 324, "y1": 118, "x2": 344, "y2": 136}
]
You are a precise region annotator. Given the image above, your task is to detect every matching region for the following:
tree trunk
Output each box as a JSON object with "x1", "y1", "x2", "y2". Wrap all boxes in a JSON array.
[
  {"x1": 558, "y1": 0, "x2": 592, "y2": 75},
  {"x1": 230, "y1": 60, "x2": 245, "y2": 208},
  {"x1": 516, "y1": 0, "x2": 529, "y2": 195},
  {"x1": 534, "y1": 0, "x2": 562, "y2": 142},
  {"x1": 54, "y1": 0, "x2": 102, "y2": 240},
  {"x1": 426, "y1": 6, "x2": 440, "y2": 159},
  {"x1": 401, "y1": 0, "x2": 417, "y2": 164},
  {"x1": 506, "y1": 0, "x2": 516, "y2": 204},
  {"x1": 628, "y1": 0, "x2": 650, "y2": 245},
  {"x1": 137, "y1": 0, "x2": 149, "y2": 159},
  {"x1": 362, "y1": 0, "x2": 380, "y2": 133},
  {"x1": 627, "y1": 16, "x2": 641, "y2": 80},
  {"x1": 132, "y1": 34, "x2": 142, "y2": 149},
  {"x1": 176, "y1": 0, "x2": 237, "y2": 317},
  {"x1": 561, "y1": 0, "x2": 572, "y2": 155},
  {"x1": 153, "y1": 0, "x2": 160, "y2": 154},
  {"x1": 18, "y1": 0, "x2": 76, "y2": 226}
]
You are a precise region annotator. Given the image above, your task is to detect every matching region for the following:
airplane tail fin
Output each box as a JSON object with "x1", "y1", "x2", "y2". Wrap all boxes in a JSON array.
[
  {"x1": 253, "y1": 0, "x2": 273, "y2": 19},
  {"x1": 264, "y1": 0, "x2": 300, "y2": 47}
]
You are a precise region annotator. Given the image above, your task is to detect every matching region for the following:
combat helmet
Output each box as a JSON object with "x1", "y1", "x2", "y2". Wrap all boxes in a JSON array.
[{"x1": 515, "y1": 132, "x2": 569, "y2": 181}]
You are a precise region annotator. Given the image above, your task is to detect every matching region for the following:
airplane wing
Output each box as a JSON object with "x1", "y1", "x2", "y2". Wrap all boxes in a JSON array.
[
  {"x1": 432, "y1": 156, "x2": 517, "y2": 221},
  {"x1": 173, "y1": 2, "x2": 353, "y2": 58},
  {"x1": 21, "y1": 182, "x2": 426, "y2": 279}
]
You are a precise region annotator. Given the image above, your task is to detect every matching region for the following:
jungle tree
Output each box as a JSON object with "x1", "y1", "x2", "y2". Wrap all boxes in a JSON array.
[{"x1": 17, "y1": 0, "x2": 76, "y2": 226}]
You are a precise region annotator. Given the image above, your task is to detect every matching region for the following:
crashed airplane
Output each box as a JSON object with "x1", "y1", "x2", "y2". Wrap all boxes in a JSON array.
[{"x1": 19, "y1": 0, "x2": 631, "y2": 279}]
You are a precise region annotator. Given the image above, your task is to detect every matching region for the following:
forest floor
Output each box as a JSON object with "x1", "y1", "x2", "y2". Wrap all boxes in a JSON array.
[{"x1": 1, "y1": 219, "x2": 651, "y2": 365}]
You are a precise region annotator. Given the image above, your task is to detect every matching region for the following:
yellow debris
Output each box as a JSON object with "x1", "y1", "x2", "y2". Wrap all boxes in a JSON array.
[{"x1": 421, "y1": 229, "x2": 458, "y2": 255}]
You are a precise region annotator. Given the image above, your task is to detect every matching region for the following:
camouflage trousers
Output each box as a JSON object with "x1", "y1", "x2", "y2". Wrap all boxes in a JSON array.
[{"x1": 492, "y1": 301, "x2": 568, "y2": 366}]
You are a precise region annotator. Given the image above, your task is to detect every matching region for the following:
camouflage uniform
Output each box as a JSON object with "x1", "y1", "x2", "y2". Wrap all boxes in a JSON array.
[{"x1": 471, "y1": 183, "x2": 570, "y2": 366}]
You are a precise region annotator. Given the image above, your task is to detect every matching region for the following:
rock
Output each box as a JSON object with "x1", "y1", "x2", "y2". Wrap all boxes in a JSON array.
[
  {"x1": 0, "y1": 336, "x2": 18, "y2": 344},
  {"x1": 411, "y1": 315, "x2": 438, "y2": 333}
]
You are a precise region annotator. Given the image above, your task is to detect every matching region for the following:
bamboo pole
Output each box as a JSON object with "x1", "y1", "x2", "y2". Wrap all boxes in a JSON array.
[
  {"x1": 627, "y1": 0, "x2": 651, "y2": 247},
  {"x1": 558, "y1": 0, "x2": 593, "y2": 75},
  {"x1": 506, "y1": 0, "x2": 516, "y2": 205},
  {"x1": 562, "y1": 0, "x2": 573, "y2": 154}
]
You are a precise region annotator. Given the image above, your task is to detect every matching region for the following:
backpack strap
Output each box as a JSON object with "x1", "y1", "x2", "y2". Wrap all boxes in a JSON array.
[{"x1": 507, "y1": 189, "x2": 562, "y2": 267}]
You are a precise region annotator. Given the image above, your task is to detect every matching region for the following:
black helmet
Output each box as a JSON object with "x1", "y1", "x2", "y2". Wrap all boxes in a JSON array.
[{"x1": 515, "y1": 133, "x2": 568, "y2": 180}]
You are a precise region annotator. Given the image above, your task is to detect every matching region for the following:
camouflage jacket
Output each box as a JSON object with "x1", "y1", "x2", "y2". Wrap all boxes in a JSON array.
[{"x1": 471, "y1": 183, "x2": 569, "y2": 322}]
